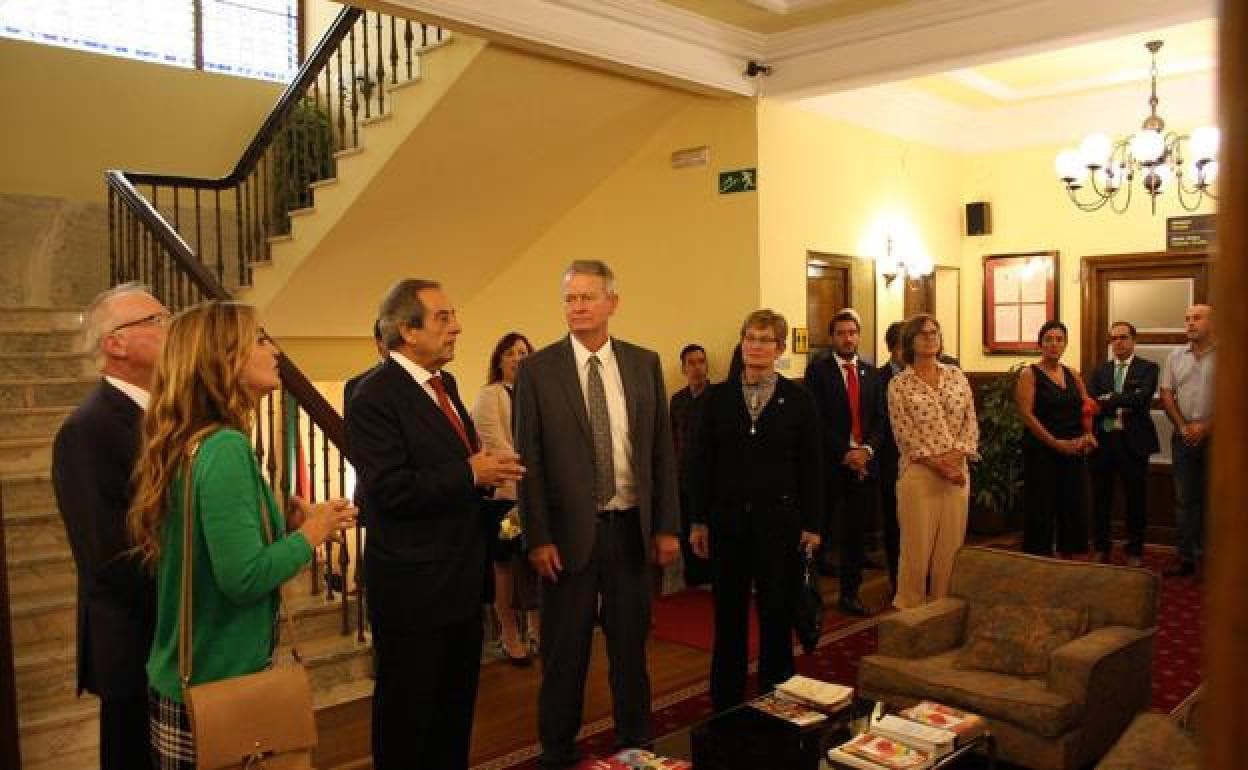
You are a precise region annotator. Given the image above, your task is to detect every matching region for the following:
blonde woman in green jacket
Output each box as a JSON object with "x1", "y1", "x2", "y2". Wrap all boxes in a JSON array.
[{"x1": 128, "y1": 300, "x2": 356, "y2": 769}]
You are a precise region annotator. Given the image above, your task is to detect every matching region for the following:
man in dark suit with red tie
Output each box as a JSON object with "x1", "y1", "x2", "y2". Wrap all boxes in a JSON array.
[
  {"x1": 346, "y1": 279, "x2": 525, "y2": 770},
  {"x1": 805, "y1": 308, "x2": 883, "y2": 616},
  {"x1": 52, "y1": 283, "x2": 168, "y2": 770},
  {"x1": 1089, "y1": 321, "x2": 1160, "y2": 566}
]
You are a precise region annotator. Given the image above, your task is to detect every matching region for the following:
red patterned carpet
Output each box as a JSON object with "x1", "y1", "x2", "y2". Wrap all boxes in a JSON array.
[{"x1": 475, "y1": 544, "x2": 1201, "y2": 769}]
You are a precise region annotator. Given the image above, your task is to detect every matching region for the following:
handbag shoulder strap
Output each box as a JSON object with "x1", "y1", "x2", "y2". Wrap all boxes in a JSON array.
[{"x1": 177, "y1": 442, "x2": 303, "y2": 692}]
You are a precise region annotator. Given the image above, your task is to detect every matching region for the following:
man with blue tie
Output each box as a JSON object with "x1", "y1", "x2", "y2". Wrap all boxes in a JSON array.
[{"x1": 1089, "y1": 321, "x2": 1160, "y2": 566}]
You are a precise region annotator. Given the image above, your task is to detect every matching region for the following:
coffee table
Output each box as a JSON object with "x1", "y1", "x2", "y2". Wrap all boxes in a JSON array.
[{"x1": 653, "y1": 694, "x2": 997, "y2": 770}]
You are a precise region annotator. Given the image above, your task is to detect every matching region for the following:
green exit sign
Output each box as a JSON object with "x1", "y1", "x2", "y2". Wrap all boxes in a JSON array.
[{"x1": 718, "y1": 168, "x2": 757, "y2": 194}]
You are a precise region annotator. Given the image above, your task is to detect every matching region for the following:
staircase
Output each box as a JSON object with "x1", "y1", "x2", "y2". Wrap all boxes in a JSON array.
[{"x1": 2, "y1": 8, "x2": 461, "y2": 768}]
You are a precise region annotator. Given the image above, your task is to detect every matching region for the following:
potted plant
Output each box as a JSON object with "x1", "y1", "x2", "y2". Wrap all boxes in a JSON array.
[{"x1": 969, "y1": 364, "x2": 1025, "y2": 534}]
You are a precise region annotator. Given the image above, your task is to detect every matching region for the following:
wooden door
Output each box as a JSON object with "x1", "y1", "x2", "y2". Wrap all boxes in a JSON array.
[
  {"x1": 903, "y1": 274, "x2": 934, "y2": 317},
  {"x1": 806, "y1": 259, "x2": 849, "y2": 349},
  {"x1": 1080, "y1": 250, "x2": 1211, "y2": 544}
]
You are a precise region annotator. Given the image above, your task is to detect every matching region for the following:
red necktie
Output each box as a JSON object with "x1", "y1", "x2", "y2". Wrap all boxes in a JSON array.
[
  {"x1": 843, "y1": 362, "x2": 862, "y2": 445},
  {"x1": 428, "y1": 374, "x2": 473, "y2": 452}
]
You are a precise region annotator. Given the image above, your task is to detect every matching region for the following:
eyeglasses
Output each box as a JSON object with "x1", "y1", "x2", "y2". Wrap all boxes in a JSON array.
[
  {"x1": 110, "y1": 311, "x2": 171, "y2": 334},
  {"x1": 1108, "y1": 334, "x2": 1132, "y2": 341},
  {"x1": 742, "y1": 333, "x2": 778, "y2": 346},
  {"x1": 915, "y1": 330, "x2": 942, "y2": 339}
]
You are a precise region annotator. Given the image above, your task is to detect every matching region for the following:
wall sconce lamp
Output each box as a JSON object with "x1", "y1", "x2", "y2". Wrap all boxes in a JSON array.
[{"x1": 881, "y1": 235, "x2": 903, "y2": 286}]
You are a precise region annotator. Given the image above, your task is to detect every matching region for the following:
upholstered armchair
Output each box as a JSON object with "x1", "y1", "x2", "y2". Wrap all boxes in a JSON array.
[{"x1": 858, "y1": 546, "x2": 1160, "y2": 770}]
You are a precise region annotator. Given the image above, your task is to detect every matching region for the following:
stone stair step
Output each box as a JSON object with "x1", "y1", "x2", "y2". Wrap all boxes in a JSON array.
[
  {"x1": 0, "y1": 436, "x2": 55, "y2": 473},
  {"x1": 282, "y1": 631, "x2": 373, "y2": 695},
  {"x1": 285, "y1": 591, "x2": 363, "y2": 641},
  {"x1": 8, "y1": 545, "x2": 77, "y2": 599},
  {"x1": 4, "y1": 509, "x2": 70, "y2": 552},
  {"x1": 0, "y1": 307, "x2": 84, "y2": 333},
  {"x1": 0, "y1": 406, "x2": 73, "y2": 438},
  {"x1": 0, "y1": 471, "x2": 56, "y2": 513},
  {"x1": 0, "y1": 330, "x2": 80, "y2": 353},
  {"x1": 14, "y1": 639, "x2": 77, "y2": 710},
  {"x1": 9, "y1": 587, "x2": 76, "y2": 648},
  {"x1": 0, "y1": 352, "x2": 91, "y2": 379},
  {"x1": 0, "y1": 377, "x2": 95, "y2": 409},
  {"x1": 21, "y1": 745, "x2": 98, "y2": 770},
  {"x1": 18, "y1": 696, "x2": 99, "y2": 770}
]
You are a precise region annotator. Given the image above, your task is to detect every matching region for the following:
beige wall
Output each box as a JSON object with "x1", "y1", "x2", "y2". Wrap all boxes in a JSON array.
[
  {"x1": 958, "y1": 138, "x2": 1216, "y2": 373},
  {"x1": 756, "y1": 101, "x2": 965, "y2": 374},
  {"x1": 0, "y1": 37, "x2": 282, "y2": 202}
]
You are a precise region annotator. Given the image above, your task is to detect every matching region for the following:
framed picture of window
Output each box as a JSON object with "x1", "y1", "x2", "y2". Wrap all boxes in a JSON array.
[{"x1": 982, "y1": 251, "x2": 1058, "y2": 354}]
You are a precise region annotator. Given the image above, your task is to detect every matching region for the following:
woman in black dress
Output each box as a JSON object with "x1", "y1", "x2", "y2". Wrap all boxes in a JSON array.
[
  {"x1": 688, "y1": 309, "x2": 823, "y2": 712},
  {"x1": 1015, "y1": 320, "x2": 1097, "y2": 557}
]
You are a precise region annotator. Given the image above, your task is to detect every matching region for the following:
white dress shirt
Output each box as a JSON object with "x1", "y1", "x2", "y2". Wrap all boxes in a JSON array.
[
  {"x1": 390, "y1": 351, "x2": 476, "y2": 482},
  {"x1": 104, "y1": 375, "x2": 150, "y2": 410},
  {"x1": 569, "y1": 335, "x2": 637, "y2": 510}
]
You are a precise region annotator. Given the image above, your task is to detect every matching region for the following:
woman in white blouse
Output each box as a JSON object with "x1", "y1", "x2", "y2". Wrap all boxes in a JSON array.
[
  {"x1": 886, "y1": 314, "x2": 979, "y2": 609},
  {"x1": 472, "y1": 332, "x2": 539, "y2": 664}
]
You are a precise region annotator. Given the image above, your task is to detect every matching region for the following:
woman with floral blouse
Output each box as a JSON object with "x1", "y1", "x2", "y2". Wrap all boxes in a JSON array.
[{"x1": 886, "y1": 314, "x2": 979, "y2": 609}]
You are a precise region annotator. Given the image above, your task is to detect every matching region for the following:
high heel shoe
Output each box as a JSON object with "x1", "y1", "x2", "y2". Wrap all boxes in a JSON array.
[{"x1": 501, "y1": 636, "x2": 531, "y2": 667}]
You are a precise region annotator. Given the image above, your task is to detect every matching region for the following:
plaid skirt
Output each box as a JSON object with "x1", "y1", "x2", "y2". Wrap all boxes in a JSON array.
[{"x1": 149, "y1": 688, "x2": 196, "y2": 770}]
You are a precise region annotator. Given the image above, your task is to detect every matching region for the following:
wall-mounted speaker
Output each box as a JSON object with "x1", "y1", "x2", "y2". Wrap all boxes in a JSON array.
[{"x1": 966, "y1": 201, "x2": 991, "y2": 236}]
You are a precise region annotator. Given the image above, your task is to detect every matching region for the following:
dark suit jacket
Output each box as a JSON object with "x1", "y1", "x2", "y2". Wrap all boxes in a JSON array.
[
  {"x1": 1089, "y1": 356, "x2": 1161, "y2": 457},
  {"x1": 875, "y1": 362, "x2": 902, "y2": 476},
  {"x1": 345, "y1": 358, "x2": 490, "y2": 630},
  {"x1": 514, "y1": 336, "x2": 679, "y2": 573},
  {"x1": 689, "y1": 375, "x2": 824, "y2": 537},
  {"x1": 51, "y1": 381, "x2": 156, "y2": 697},
  {"x1": 804, "y1": 352, "x2": 885, "y2": 477},
  {"x1": 343, "y1": 362, "x2": 383, "y2": 424}
]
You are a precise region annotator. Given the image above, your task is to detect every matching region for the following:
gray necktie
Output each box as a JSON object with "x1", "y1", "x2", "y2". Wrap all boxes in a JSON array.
[{"x1": 588, "y1": 354, "x2": 616, "y2": 507}]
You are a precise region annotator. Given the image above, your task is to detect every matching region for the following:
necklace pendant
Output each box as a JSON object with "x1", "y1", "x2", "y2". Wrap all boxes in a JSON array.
[{"x1": 750, "y1": 424, "x2": 757, "y2": 436}]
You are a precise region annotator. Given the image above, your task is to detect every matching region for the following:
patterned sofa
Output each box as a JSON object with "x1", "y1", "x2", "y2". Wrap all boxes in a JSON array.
[
  {"x1": 1096, "y1": 686, "x2": 1201, "y2": 770},
  {"x1": 858, "y1": 546, "x2": 1161, "y2": 770}
]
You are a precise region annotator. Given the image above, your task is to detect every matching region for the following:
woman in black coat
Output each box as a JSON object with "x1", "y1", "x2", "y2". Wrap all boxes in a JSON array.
[{"x1": 689, "y1": 309, "x2": 824, "y2": 713}]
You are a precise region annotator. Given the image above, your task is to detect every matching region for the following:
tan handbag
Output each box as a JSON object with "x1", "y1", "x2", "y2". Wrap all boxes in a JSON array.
[{"x1": 178, "y1": 449, "x2": 318, "y2": 770}]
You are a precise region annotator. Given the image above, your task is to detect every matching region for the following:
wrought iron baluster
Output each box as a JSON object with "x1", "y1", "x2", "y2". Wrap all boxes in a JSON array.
[
  {"x1": 389, "y1": 16, "x2": 399, "y2": 85},
  {"x1": 172, "y1": 186, "x2": 181, "y2": 237},
  {"x1": 336, "y1": 47, "x2": 347, "y2": 151},
  {"x1": 338, "y1": 522, "x2": 350, "y2": 634},
  {"x1": 421, "y1": 22, "x2": 428, "y2": 49},
  {"x1": 267, "y1": 389, "x2": 279, "y2": 492},
  {"x1": 404, "y1": 20, "x2": 413, "y2": 80},
  {"x1": 214, "y1": 189, "x2": 224, "y2": 286},
  {"x1": 260, "y1": 153, "x2": 270, "y2": 258},
  {"x1": 349, "y1": 25, "x2": 361, "y2": 146},
  {"x1": 360, "y1": 16, "x2": 372, "y2": 120},
  {"x1": 108, "y1": 187, "x2": 117, "y2": 286},
  {"x1": 234, "y1": 184, "x2": 244, "y2": 288},
  {"x1": 375, "y1": 13, "x2": 386, "y2": 115},
  {"x1": 254, "y1": 400, "x2": 266, "y2": 471},
  {"x1": 355, "y1": 506, "x2": 366, "y2": 641}
]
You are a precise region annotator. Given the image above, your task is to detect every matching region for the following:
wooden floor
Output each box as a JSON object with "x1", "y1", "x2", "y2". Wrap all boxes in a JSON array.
[{"x1": 314, "y1": 569, "x2": 897, "y2": 770}]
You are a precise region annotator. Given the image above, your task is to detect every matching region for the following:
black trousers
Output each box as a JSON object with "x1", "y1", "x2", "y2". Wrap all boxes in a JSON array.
[
  {"x1": 538, "y1": 513, "x2": 651, "y2": 768},
  {"x1": 678, "y1": 487, "x2": 711, "y2": 586},
  {"x1": 709, "y1": 517, "x2": 800, "y2": 712},
  {"x1": 824, "y1": 467, "x2": 875, "y2": 598},
  {"x1": 878, "y1": 456, "x2": 901, "y2": 587},
  {"x1": 101, "y1": 691, "x2": 152, "y2": 770},
  {"x1": 1022, "y1": 442, "x2": 1089, "y2": 557},
  {"x1": 370, "y1": 614, "x2": 483, "y2": 770},
  {"x1": 1091, "y1": 432, "x2": 1149, "y2": 556}
]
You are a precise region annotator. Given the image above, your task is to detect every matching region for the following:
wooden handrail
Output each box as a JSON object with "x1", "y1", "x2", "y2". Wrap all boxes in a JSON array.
[
  {"x1": 0, "y1": 480, "x2": 21, "y2": 770},
  {"x1": 104, "y1": 172, "x2": 348, "y2": 461},
  {"x1": 123, "y1": 6, "x2": 362, "y2": 191}
]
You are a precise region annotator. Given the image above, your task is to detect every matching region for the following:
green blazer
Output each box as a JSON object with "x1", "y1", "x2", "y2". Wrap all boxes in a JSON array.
[{"x1": 146, "y1": 428, "x2": 312, "y2": 701}]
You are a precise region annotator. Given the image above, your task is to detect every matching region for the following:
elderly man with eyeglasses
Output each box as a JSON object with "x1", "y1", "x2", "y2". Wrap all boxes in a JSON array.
[{"x1": 51, "y1": 282, "x2": 170, "y2": 770}]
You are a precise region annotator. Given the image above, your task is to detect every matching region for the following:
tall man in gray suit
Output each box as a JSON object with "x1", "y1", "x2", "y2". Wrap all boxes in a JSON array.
[{"x1": 514, "y1": 260, "x2": 681, "y2": 769}]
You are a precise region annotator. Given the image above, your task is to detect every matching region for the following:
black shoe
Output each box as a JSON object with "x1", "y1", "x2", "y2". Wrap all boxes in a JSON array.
[
  {"x1": 837, "y1": 596, "x2": 870, "y2": 617},
  {"x1": 1163, "y1": 561, "x2": 1195, "y2": 578}
]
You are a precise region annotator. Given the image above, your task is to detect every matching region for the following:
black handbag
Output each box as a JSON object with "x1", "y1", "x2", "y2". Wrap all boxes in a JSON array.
[{"x1": 793, "y1": 549, "x2": 823, "y2": 654}]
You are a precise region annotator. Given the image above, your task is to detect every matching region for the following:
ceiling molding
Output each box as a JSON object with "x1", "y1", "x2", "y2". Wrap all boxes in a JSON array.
[
  {"x1": 379, "y1": 0, "x2": 763, "y2": 96},
  {"x1": 376, "y1": 0, "x2": 1214, "y2": 101},
  {"x1": 760, "y1": 0, "x2": 1216, "y2": 99},
  {"x1": 740, "y1": 0, "x2": 844, "y2": 13},
  {"x1": 946, "y1": 55, "x2": 1216, "y2": 102},
  {"x1": 797, "y1": 69, "x2": 1217, "y2": 153}
]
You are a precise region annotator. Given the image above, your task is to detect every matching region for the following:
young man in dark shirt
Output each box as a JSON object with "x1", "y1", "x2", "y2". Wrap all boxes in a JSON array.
[{"x1": 670, "y1": 343, "x2": 712, "y2": 587}]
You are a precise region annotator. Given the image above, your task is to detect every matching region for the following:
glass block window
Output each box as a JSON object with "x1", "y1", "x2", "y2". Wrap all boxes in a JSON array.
[{"x1": 0, "y1": 0, "x2": 299, "y2": 82}]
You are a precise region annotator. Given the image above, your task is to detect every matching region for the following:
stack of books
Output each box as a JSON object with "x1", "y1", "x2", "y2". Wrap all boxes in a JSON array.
[
  {"x1": 826, "y1": 701, "x2": 987, "y2": 770},
  {"x1": 576, "y1": 749, "x2": 692, "y2": 770},
  {"x1": 773, "y1": 675, "x2": 854, "y2": 713}
]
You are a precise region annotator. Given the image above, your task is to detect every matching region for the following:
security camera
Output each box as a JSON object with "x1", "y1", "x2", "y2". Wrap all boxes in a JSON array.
[{"x1": 745, "y1": 60, "x2": 772, "y2": 77}]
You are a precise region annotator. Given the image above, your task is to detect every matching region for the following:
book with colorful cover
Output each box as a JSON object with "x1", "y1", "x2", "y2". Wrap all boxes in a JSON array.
[
  {"x1": 869, "y1": 714, "x2": 956, "y2": 757},
  {"x1": 827, "y1": 734, "x2": 932, "y2": 770},
  {"x1": 773, "y1": 675, "x2": 853, "y2": 712},
  {"x1": 749, "y1": 693, "x2": 829, "y2": 727},
  {"x1": 899, "y1": 701, "x2": 987, "y2": 741},
  {"x1": 608, "y1": 749, "x2": 693, "y2": 770}
]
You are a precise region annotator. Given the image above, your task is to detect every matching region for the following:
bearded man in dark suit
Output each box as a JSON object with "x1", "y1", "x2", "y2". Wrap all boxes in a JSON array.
[
  {"x1": 346, "y1": 279, "x2": 524, "y2": 770},
  {"x1": 1089, "y1": 320, "x2": 1160, "y2": 566},
  {"x1": 514, "y1": 260, "x2": 680, "y2": 769},
  {"x1": 52, "y1": 283, "x2": 169, "y2": 770}
]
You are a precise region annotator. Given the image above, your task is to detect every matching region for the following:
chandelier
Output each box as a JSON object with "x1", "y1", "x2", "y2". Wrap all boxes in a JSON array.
[{"x1": 1054, "y1": 40, "x2": 1219, "y2": 214}]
